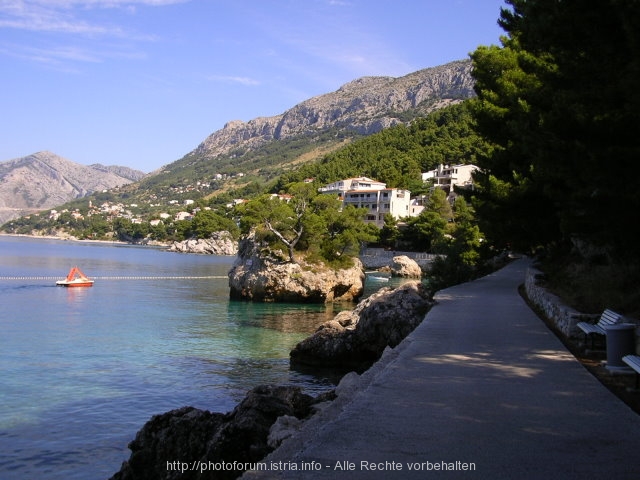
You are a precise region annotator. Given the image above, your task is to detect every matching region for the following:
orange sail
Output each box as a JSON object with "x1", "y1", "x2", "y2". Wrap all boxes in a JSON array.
[{"x1": 57, "y1": 266, "x2": 94, "y2": 287}]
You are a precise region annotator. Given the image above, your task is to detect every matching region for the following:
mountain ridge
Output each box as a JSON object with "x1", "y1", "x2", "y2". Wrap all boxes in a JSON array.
[
  {"x1": 0, "y1": 151, "x2": 146, "y2": 224},
  {"x1": 138, "y1": 59, "x2": 475, "y2": 200},
  {"x1": 189, "y1": 60, "x2": 474, "y2": 164}
]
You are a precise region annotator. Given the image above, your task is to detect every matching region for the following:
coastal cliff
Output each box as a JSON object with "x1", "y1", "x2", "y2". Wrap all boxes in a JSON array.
[
  {"x1": 169, "y1": 231, "x2": 238, "y2": 255},
  {"x1": 228, "y1": 233, "x2": 364, "y2": 303}
]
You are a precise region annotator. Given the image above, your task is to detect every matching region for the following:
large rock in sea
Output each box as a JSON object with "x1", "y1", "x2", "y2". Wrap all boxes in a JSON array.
[
  {"x1": 290, "y1": 281, "x2": 433, "y2": 369},
  {"x1": 228, "y1": 233, "x2": 364, "y2": 303},
  {"x1": 390, "y1": 255, "x2": 422, "y2": 278},
  {"x1": 169, "y1": 231, "x2": 238, "y2": 255},
  {"x1": 109, "y1": 385, "x2": 333, "y2": 480}
]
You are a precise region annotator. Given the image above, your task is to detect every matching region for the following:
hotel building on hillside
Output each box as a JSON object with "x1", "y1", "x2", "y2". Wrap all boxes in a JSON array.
[
  {"x1": 317, "y1": 177, "x2": 387, "y2": 198},
  {"x1": 421, "y1": 164, "x2": 479, "y2": 195},
  {"x1": 318, "y1": 177, "x2": 411, "y2": 228}
]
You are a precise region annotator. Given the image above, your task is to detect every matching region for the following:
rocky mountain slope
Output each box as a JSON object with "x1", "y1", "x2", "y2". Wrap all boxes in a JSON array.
[
  {"x1": 192, "y1": 59, "x2": 474, "y2": 163},
  {"x1": 0, "y1": 151, "x2": 146, "y2": 224},
  {"x1": 144, "y1": 60, "x2": 475, "y2": 196}
]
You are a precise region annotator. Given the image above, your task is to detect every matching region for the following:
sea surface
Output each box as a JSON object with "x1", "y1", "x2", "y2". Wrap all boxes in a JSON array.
[{"x1": 0, "y1": 236, "x2": 380, "y2": 479}]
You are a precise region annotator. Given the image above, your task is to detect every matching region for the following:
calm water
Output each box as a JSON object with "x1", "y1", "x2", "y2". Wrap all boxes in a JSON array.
[{"x1": 0, "y1": 236, "x2": 348, "y2": 479}]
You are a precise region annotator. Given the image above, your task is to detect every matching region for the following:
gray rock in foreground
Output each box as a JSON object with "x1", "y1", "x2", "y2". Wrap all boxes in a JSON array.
[
  {"x1": 109, "y1": 385, "x2": 335, "y2": 480},
  {"x1": 290, "y1": 281, "x2": 433, "y2": 369}
]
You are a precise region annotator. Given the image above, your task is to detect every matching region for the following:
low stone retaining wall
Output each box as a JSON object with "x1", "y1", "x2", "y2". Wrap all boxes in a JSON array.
[
  {"x1": 524, "y1": 265, "x2": 640, "y2": 353},
  {"x1": 360, "y1": 249, "x2": 440, "y2": 270}
]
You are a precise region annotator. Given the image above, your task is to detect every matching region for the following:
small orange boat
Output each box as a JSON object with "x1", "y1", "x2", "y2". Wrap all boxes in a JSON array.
[{"x1": 56, "y1": 266, "x2": 94, "y2": 287}]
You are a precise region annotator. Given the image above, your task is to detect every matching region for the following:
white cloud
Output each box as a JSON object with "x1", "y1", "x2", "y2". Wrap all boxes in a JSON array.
[
  {"x1": 0, "y1": 0, "x2": 186, "y2": 37},
  {"x1": 207, "y1": 75, "x2": 261, "y2": 87},
  {"x1": 0, "y1": 41, "x2": 146, "y2": 72},
  {"x1": 0, "y1": 11, "x2": 118, "y2": 36},
  {"x1": 244, "y1": 3, "x2": 414, "y2": 87},
  {"x1": 0, "y1": 0, "x2": 169, "y2": 69},
  {"x1": 5, "y1": 1, "x2": 188, "y2": 8},
  {"x1": 28, "y1": 45, "x2": 101, "y2": 63}
]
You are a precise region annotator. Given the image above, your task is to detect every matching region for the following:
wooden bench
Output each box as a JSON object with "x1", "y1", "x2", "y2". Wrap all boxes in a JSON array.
[
  {"x1": 622, "y1": 355, "x2": 640, "y2": 390},
  {"x1": 576, "y1": 309, "x2": 622, "y2": 349}
]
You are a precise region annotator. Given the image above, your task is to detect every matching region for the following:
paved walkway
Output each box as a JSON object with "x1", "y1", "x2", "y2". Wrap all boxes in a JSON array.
[{"x1": 243, "y1": 258, "x2": 640, "y2": 479}]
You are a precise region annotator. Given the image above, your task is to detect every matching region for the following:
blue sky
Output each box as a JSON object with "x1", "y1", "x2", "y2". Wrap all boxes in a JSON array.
[{"x1": 0, "y1": 0, "x2": 507, "y2": 173}]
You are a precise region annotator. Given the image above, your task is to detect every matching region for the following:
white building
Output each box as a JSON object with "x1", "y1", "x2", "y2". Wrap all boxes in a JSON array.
[
  {"x1": 422, "y1": 164, "x2": 478, "y2": 194},
  {"x1": 318, "y1": 177, "x2": 387, "y2": 199},
  {"x1": 409, "y1": 196, "x2": 428, "y2": 217},
  {"x1": 343, "y1": 188, "x2": 411, "y2": 227},
  {"x1": 319, "y1": 177, "x2": 412, "y2": 228}
]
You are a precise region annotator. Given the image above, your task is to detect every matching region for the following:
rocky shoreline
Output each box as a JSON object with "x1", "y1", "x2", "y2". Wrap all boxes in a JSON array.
[
  {"x1": 109, "y1": 386, "x2": 337, "y2": 480},
  {"x1": 290, "y1": 282, "x2": 432, "y2": 369},
  {"x1": 109, "y1": 281, "x2": 433, "y2": 480},
  {"x1": 0, "y1": 232, "x2": 171, "y2": 248},
  {"x1": 169, "y1": 232, "x2": 238, "y2": 256},
  {"x1": 228, "y1": 233, "x2": 366, "y2": 303},
  {"x1": 1, "y1": 233, "x2": 430, "y2": 274}
]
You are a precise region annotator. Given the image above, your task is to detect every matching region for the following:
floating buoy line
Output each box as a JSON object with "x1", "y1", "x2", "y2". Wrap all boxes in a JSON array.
[{"x1": 0, "y1": 275, "x2": 227, "y2": 281}]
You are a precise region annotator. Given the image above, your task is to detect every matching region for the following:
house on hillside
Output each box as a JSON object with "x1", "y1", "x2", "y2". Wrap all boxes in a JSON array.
[
  {"x1": 409, "y1": 196, "x2": 428, "y2": 217},
  {"x1": 422, "y1": 164, "x2": 478, "y2": 195},
  {"x1": 343, "y1": 188, "x2": 411, "y2": 227},
  {"x1": 318, "y1": 177, "x2": 412, "y2": 228},
  {"x1": 318, "y1": 177, "x2": 387, "y2": 199},
  {"x1": 270, "y1": 193, "x2": 293, "y2": 202}
]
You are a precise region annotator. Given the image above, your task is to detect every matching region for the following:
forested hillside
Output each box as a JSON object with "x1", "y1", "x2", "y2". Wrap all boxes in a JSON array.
[{"x1": 274, "y1": 102, "x2": 491, "y2": 193}]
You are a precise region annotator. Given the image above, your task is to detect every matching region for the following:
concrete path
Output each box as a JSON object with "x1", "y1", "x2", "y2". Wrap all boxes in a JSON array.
[{"x1": 243, "y1": 258, "x2": 640, "y2": 479}]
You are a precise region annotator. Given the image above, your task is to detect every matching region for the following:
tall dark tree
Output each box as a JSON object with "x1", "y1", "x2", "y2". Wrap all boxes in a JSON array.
[
  {"x1": 402, "y1": 189, "x2": 452, "y2": 252},
  {"x1": 471, "y1": 0, "x2": 640, "y2": 258}
]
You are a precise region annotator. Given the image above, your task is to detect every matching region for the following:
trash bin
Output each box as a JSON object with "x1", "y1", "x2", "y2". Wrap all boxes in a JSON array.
[{"x1": 604, "y1": 323, "x2": 636, "y2": 372}]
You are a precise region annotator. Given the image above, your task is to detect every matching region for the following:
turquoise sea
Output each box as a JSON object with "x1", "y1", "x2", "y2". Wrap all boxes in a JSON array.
[{"x1": 0, "y1": 236, "x2": 363, "y2": 479}]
